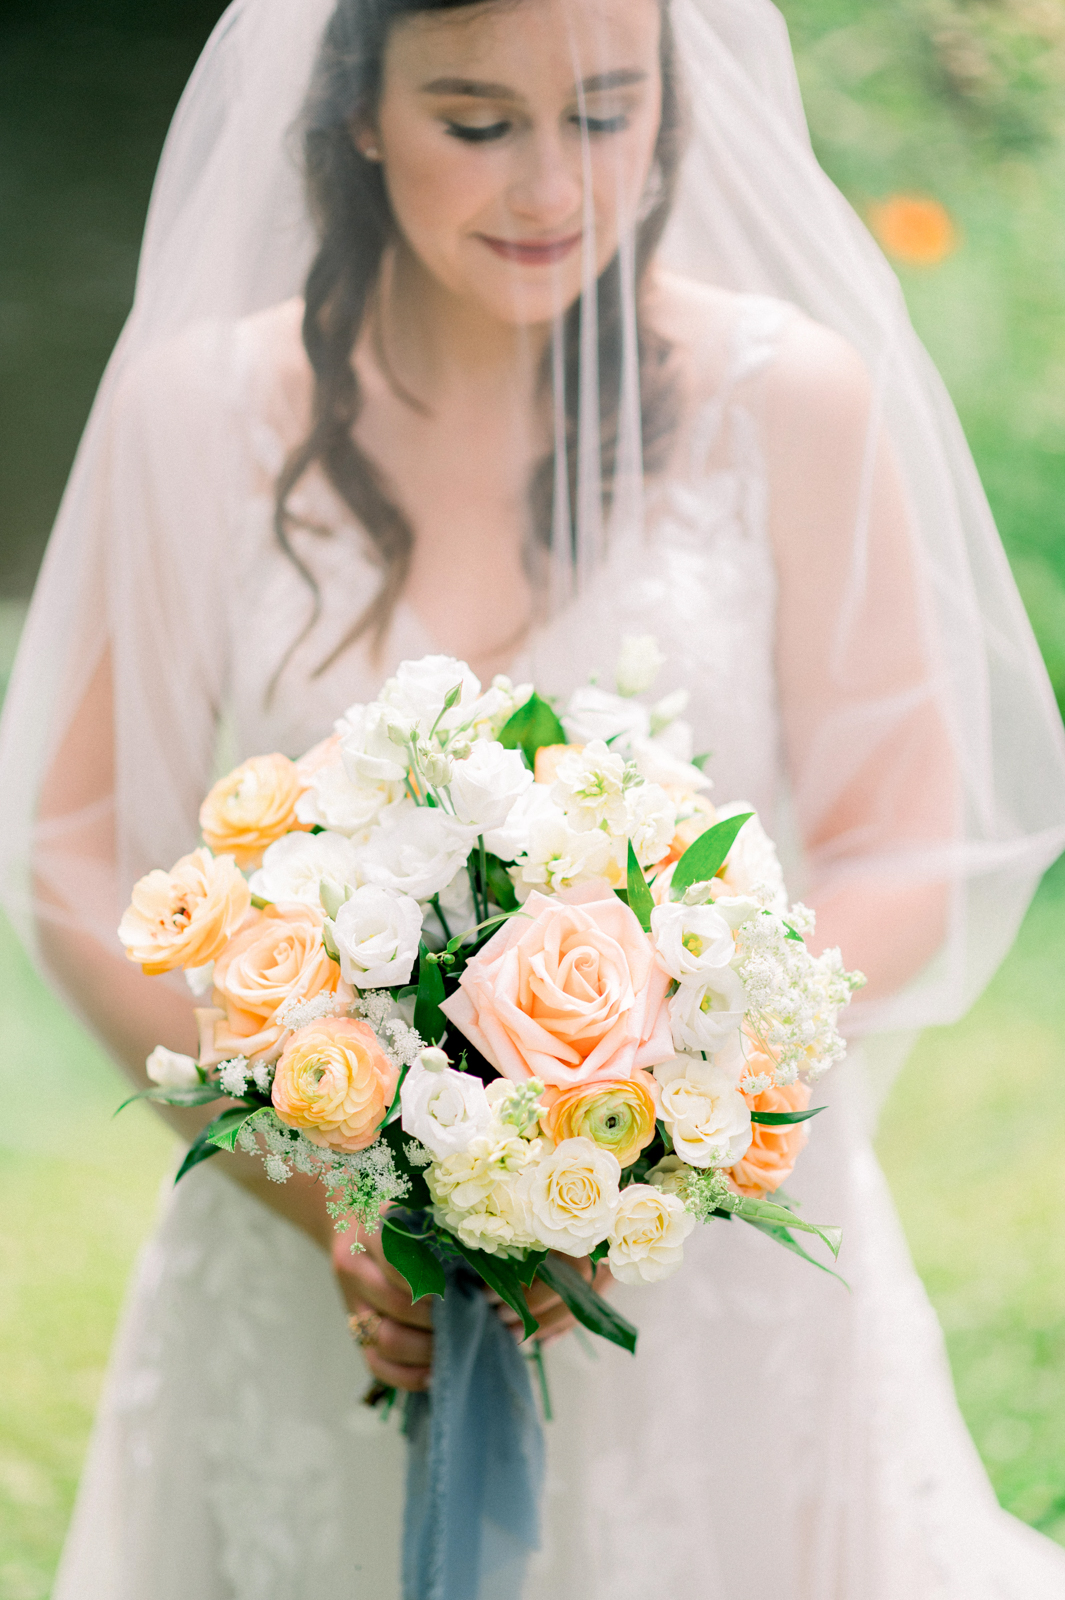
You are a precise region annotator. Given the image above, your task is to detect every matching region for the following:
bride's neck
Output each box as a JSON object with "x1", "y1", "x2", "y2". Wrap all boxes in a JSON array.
[{"x1": 376, "y1": 242, "x2": 548, "y2": 409}]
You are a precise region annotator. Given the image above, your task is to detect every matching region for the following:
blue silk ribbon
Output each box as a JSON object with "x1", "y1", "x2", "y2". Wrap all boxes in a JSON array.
[{"x1": 403, "y1": 1265, "x2": 544, "y2": 1600}]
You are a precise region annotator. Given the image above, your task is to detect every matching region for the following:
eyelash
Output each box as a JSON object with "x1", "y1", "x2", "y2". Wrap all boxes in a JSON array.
[{"x1": 445, "y1": 113, "x2": 629, "y2": 144}]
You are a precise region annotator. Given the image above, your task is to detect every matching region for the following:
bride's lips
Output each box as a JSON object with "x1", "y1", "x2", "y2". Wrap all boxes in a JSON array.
[{"x1": 476, "y1": 231, "x2": 582, "y2": 266}]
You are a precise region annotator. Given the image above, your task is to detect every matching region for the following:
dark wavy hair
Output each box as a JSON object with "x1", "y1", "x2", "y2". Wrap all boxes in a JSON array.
[{"x1": 274, "y1": 0, "x2": 685, "y2": 683}]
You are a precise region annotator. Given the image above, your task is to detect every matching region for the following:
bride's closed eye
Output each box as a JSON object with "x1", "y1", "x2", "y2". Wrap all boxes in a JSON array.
[{"x1": 445, "y1": 111, "x2": 630, "y2": 143}]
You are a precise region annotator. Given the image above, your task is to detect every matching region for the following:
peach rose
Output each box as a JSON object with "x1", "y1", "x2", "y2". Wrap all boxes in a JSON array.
[
  {"x1": 199, "y1": 753, "x2": 308, "y2": 868},
  {"x1": 728, "y1": 1075, "x2": 812, "y2": 1198},
  {"x1": 440, "y1": 883, "x2": 673, "y2": 1090},
  {"x1": 203, "y1": 902, "x2": 342, "y2": 1063},
  {"x1": 119, "y1": 847, "x2": 251, "y2": 975},
  {"x1": 540, "y1": 1071, "x2": 658, "y2": 1168},
  {"x1": 272, "y1": 1017, "x2": 397, "y2": 1153}
]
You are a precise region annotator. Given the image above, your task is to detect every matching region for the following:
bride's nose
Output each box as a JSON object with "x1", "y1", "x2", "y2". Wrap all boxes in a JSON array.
[{"x1": 506, "y1": 129, "x2": 583, "y2": 226}]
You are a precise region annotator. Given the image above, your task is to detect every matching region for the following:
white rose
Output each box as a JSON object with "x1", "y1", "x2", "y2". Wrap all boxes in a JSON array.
[
  {"x1": 607, "y1": 1184, "x2": 696, "y2": 1284},
  {"x1": 146, "y1": 1045, "x2": 200, "y2": 1089},
  {"x1": 551, "y1": 739, "x2": 629, "y2": 832},
  {"x1": 359, "y1": 802, "x2": 478, "y2": 901},
  {"x1": 521, "y1": 1136, "x2": 621, "y2": 1254},
  {"x1": 381, "y1": 655, "x2": 482, "y2": 738},
  {"x1": 615, "y1": 633, "x2": 666, "y2": 697},
  {"x1": 249, "y1": 830, "x2": 362, "y2": 907},
  {"x1": 651, "y1": 900, "x2": 736, "y2": 982},
  {"x1": 653, "y1": 1054, "x2": 752, "y2": 1168},
  {"x1": 562, "y1": 684, "x2": 650, "y2": 748},
  {"x1": 668, "y1": 966, "x2": 747, "y2": 1054},
  {"x1": 622, "y1": 781, "x2": 675, "y2": 864},
  {"x1": 295, "y1": 758, "x2": 398, "y2": 837},
  {"x1": 449, "y1": 741, "x2": 534, "y2": 832},
  {"x1": 333, "y1": 883, "x2": 422, "y2": 989},
  {"x1": 400, "y1": 1061, "x2": 493, "y2": 1158},
  {"x1": 339, "y1": 702, "x2": 411, "y2": 787},
  {"x1": 512, "y1": 808, "x2": 619, "y2": 898},
  {"x1": 712, "y1": 804, "x2": 788, "y2": 914}
]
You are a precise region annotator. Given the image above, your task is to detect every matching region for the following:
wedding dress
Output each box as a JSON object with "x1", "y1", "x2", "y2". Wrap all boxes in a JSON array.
[{"x1": 46, "y1": 291, "x2": 1065, "y2": 1599}]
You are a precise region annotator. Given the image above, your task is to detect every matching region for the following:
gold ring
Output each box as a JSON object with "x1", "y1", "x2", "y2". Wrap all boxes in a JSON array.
[{"x1": 348, "y1": 1310, "x2": 383, "y2": 1349}]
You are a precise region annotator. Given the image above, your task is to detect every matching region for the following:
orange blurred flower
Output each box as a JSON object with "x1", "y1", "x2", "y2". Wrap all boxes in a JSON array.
[{"x1": 868, "y1": 194, "x2": 958, "y2": 266}]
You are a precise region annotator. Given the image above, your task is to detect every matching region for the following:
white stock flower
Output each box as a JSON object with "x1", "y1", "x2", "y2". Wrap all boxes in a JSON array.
[
  {"x1": 562, "y1": 684, "x2": 650, "y2": 747},
  {"x1": 615, "y1": 634, "x2": 666, "y2": 697},
  {"x1": 249, "y1": 830, "x2": 362, "y2": 907},
  {"x1": 512, "y1": 809, "x2": 619, "y2": 897},
  {"x1": 146, "y1": 1046, "x2": 200, "y2": 1089},
  {"x1": 359, "y1": 802, "x2": 478, "y2": 901},
  {"x1": 333, "y1": 883, "x2": 422, "y2": 989},
  {"x1": 449, "y1": 741, "x2": 533, "y2": 832},
  {"x1": 339, "y1": 702, "x2": 410, "y2": 786},
  {"x1": 623, "y1": 781, "x2": 675, "y2": 865},
  {"x1": 607, "y1": 1184, "x2": 696, "y2": 1284},
  {"x1": 651, "y1": 900, "x2": 736, "y2": 982},
  {"x1": 669, "y1": 966, "x2": 747, "y2": 1054},
  {"x1": 712, "y1": 804, "x2": 788, "y2": 914},
  {"x1": 653, "y1": 1054, "x2": 752, "y2": 1168},
  {"x1": 427, "y1": 1128, "x2": 541, "y2": 1257},
  {"x1": 521, "y1": 1136, "x2": 621, "y2": 1254},
  {"x1": 400, "y1": 1061, "x2": 493, "y2": 1158},
  {"x1": 381, "y1": 655, "x2": 482, "y2": 738},
  {"x1": 295, "y1": 758, "x2": 399, "y2": 837},
  {"x1": 552, "y1": 739, "x2": 629, "y2": 832}
]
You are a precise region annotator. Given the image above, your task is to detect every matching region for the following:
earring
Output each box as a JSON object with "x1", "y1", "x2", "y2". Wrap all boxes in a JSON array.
[{"x1": 362, "y1": 143, "x2": 381, "y2": 161}]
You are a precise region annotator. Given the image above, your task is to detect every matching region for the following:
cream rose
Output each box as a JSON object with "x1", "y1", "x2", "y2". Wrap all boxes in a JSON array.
[
  {"x1": 521, "y1": 1135, "x2": 621, "y2": 1254},
  {"x1": 653, "y1": 1053, "x2": 752, "y2": 1168},
  {"x1": 199, "y1": 753, "x2": 308, "y2": 869},
  {"x1": 440, "y1": 884, "x2": 673, "y2": 1089},
  {"x1": 607, "y1": 1184, "x2": 695, "y2": 1284},
  {"x1": 119, "y1": 847, "x2": 251, "y2": 975},
  {"x1": 272, "y1": 1017, "x2": 397, "y2": 1153},
  {"x1": 203, "y1": 902, "x2": 342, "y2": 1064}
]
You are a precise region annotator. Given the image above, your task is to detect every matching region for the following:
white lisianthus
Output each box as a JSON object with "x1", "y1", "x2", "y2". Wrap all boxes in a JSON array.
[
  {"x1": 481, "y1": 782, "x2": 557, "y2": 863},
  {"x1": 512, "y1": 809, "x2": 619, "y2": 897},
  {"x1": 249, "y1": 830, "x2": 362, "y2": 907},
  {"x1": 552, "y1": 739, "x2": 630, "y2": 832},
  {"x1": 521, "y1": 1135, "x2": 621, "y2": 1254},
  {"x1": 427, "y1": 1128, "x2": 541, "y2": 1256},
  {"x1": 668, "y1": 966, "x2": 748, "y2": 1053},
  {"x1": 562, "y1": 684, "x2": 650, "y2": 748},
  {"x1": 712, "y1": 804, "x2": 788, "y2": 914},
  {"x1": 651, "y1": 900, "x2": 736, "y2": 982},
  {"x1": 332, "y1": 883, "x2": 422, "y2": 989},
  {"x1": 449, "y1": 741, "x2": 534, "y2": 831},
  {"x1": 146, "y1": 1045, "x2": 201, "y2": 1089},
  {"x1": 400, "y1": 1060, "x2": 493, "y2": 1158},
  {"x1": 653, "y1": 1054, "x2": 752, "y2": 1168},
  {"x1": 380, "y1": 654, "x2": 481, "y2": 739},
  {"x1": 607, "y1": 1184, "x2": 696, "y2": 1284},
  {"x1": 615, "y1": 633, "x2": 666, "y2": 697},
  {"x1": 294, "y1": 758, "x2": 399, "y2": 837},
  {"x1": 622, "y1": 781, "x2": 675, "y2": 865},
  {"x1": 339, "y1": 702, "x2": 411, "y2": 786},
  {"x1": 359, "y1": 802, "x2": 478, "y2": 901}
]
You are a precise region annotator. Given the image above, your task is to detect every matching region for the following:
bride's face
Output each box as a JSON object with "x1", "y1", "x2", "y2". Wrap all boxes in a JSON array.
[{"x1": 365, "y1": 0, "x2": 663, "y2": 327}]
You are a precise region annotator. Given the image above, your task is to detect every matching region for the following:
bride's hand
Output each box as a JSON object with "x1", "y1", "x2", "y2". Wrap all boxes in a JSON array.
[{"x1": 332, "y1": 1224, "x2": 434, "y2": 1393}]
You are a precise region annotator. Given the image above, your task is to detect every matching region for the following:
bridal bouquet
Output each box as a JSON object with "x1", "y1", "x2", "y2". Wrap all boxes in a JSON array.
[{"x1": 118, "y1": 643, "x2": 862, "y2": 1358}]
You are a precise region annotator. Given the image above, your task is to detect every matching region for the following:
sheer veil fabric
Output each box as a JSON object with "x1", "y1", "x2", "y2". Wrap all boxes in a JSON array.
[{"x1": 2, "y1": 0, "x2": 1065, "y2": 1595}]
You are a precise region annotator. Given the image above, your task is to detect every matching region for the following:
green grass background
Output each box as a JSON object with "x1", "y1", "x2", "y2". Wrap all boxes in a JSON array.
[{"x1": 3, "y1": 0, "x2": 1065, "y2": 1593}]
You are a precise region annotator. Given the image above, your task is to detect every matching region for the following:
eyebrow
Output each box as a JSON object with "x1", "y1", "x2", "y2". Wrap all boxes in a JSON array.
[{"x1": 419, "y1": 68, "x2": 649, "y2": 99}]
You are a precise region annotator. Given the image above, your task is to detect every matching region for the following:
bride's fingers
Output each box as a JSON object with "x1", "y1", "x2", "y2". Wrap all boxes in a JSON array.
[
  {"x1": 370, "y1": 1316, "x2": 432, "y2": 1368},
  {"x1": 363, "y1": 1343, "x2": 431, "y2": 1393},
  {"x1": 333, "y1": 1238, "x2": 434, "y2": 1329}
]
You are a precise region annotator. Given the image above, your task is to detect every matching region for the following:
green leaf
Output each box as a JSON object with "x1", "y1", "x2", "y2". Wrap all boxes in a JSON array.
[
  {"x1": 381, "y1": 1218, "x2": 447, "y2": 1303},
  {"x1": 626, "y1": 841, "x2": 655, "y2": 932},
  {"x1": 485, "y1": 853, "x2": 519, "y2": 910},
  {"x1": 536, "y1": 1255, "x2": 638, "y2": 1355},
  {"x1": 691, "y1": 752, "x2": 712, "y2": 773},
  {"x1": 741, "y1": 1219, "x2": 850, "y2": 1288},
  {"x1": 727, "y1": 1193, "x2": 842, "y2": 1259},
  {"x1": 749, "y1": 1106, "x2": 827, "y2": 1126},
  {"x1": 513, "y1": 1249, "x2": 549, "y2": 1288},
  {"x1": 205, "y1": 1106, "x2": 260, "y2": 1153},
  {"x1": 782, "y1": 923, "x2": 804, "y2": 943},
  {"x1": 670, "y1": 812, "x2": 754, "y2": 900},
  {"x1": 445, "y1": 908, "x2": 526, "y2": 955},
  {"x1": 114, "y1": 1083, "x2": 221, "y2": 1115},
  {"x1": 450, "y1": 1239, "x2": 540, "y2": 1340},
  {"x1": 414, "y1": 944, "x2": 447, "y2": 1044},
  {"x1": 498, "y1": 693, "x2": 566, "y2": 769},
  {"x1": 250, "y1": 893, "x2": 271, "y2": 909},
  {"x1": 589, "y1": 1239, "x2": 610, "y2": 1265}
]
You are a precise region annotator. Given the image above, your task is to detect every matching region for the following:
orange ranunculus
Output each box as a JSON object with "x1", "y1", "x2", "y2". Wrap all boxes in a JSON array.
[
  {"x1": 868, "y1": 195, "x2": 958, "y2": 266},
  {"x1": 199, "y1": 753, "x2": 309, "y2": 869},
  {"x1": 534, "y1": 743, "x2": 581, "y2": 784},
  {"x1": 119, "y1": 847, "x2": 251, "y2": 975},
  {"x1": 540, "y1": 1071, "x2": 658, "y2": 1168},
  {"x1": 203, "y1": 902, "x2": 342, "y2": 1064},
  {"x1": 728, "y1": 1073, "x2": 812, "y2": 1198},
  {"x1": 272, "y1": 1016, "x2": 398, "y2": 1153}
]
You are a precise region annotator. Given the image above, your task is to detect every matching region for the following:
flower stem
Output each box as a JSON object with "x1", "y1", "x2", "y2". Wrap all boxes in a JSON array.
[
  {"x1": 429, "y1": 895, "x2": 453, "y2": 943},
  {"x1": 528, "y1": 1342, "x2": 553, "y2": 1422}
]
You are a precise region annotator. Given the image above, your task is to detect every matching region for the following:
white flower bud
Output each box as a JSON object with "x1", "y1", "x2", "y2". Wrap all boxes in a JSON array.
[
  {"x1": 422, "y1": 752, "x2": 453, "y2": 786},
  {"x1": 615, "y1": 634, "x2": 666, "y2": 697},
  {"x1": 417, "y1": 1047, "x2": 451, "y2": 1074}
]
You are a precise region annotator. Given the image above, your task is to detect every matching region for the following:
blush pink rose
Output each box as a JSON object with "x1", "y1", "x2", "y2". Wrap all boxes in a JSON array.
[{"x1": 440, "y1": 883, "x2": 673, "y2": 1090}]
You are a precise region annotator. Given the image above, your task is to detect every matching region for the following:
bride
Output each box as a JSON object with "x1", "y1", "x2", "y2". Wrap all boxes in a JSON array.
[{"x1": 3, "y1": 0, "x2": 1065, "y2": 1594}]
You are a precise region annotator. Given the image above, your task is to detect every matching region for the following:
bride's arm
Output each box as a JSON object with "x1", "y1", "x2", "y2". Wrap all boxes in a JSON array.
[{"x1": 764, "y1": 315, "x2": 953, "y2": 1001}]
